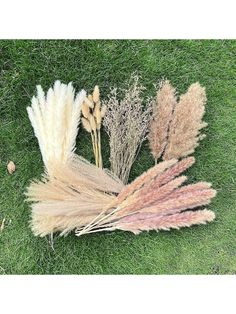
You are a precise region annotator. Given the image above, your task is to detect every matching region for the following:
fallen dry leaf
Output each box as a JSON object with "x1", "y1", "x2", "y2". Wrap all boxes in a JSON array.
[
  {"x1": 0, "y1": 218, "x2": 6, "y2": 232},
  {"x1": 7, "y1": 161, "x2": 16, "y2": 174}
]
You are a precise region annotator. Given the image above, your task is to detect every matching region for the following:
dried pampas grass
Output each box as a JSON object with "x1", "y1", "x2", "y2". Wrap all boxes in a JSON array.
[
  {"x1": 103, "y1": 75, "x2": 151, "y2": 184},
  {"x1": 26, "y1": 79, "x2": 215, "y2": 239},
  {"x1": 148, "y1": 80, "x2": 177, "y2": 163},
  {"x1": 27, "y1": 80, "x2": 85, "y2": 174},
  {"x1": 148, "y1": 80, "x2": 207, "y2": 162},
  {"x1": 76, "y1": 157, "x2": 216, "y2": 237},
  {"x1": 26, "y1": 81, "x2": 124, "y2": 236}
]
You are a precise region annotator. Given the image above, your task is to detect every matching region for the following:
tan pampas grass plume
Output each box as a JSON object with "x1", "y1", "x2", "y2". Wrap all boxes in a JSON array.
[
  {"x1": 164, "y1": 82, "x2": 207, "y2": 160},
  {"x1": 148, "y1": 80, "x2": 177, "y2": 163},
  {"x1": 148, "y1": 81, "x2": 207, "y2": 162},
  {"x1": 76, "y1": 157, "x2": 216, "y2": 236},
  {"x1": 26, "y1": 81, "x2": 124, "y2": 236}
]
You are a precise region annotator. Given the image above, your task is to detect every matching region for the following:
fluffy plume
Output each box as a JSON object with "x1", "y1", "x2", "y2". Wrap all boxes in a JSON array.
[
  {"x1": 148, "y1": 81, "x2": 207, "y2": 162},
  {"x1": 27, "y1": 157, "x2": 124, "y2": 237},
  {"x1": 148, "y1": 80, "x2": 177, "y2": 163},
  {"x1": 103, "y1": 75, "x2": 151, "y2": 183},
  {"x1": 27, "y1": 80, "x2": 85, "y2": 174},
  {"x1": 115, "y1": 210, "x2": 215, "y2": 234},
  {"x1": 77, "y1": 157, "x2": 216, "y2": 236},
  {"x1": 163, "y1": 82, "x2": 207, "y2": 160}
]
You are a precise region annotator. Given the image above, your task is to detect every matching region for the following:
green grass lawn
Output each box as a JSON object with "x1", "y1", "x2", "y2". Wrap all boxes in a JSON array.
[{"x1": 0, "y1": 40, "x2": 236, "y2": 274}]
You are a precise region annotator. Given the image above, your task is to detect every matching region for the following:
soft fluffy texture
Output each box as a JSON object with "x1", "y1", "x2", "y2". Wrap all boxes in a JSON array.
[{"x1": 27, "y1": 80, "x2": 85, "y2": 173}]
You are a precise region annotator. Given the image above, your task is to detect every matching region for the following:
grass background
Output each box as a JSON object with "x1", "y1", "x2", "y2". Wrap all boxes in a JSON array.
[{"x1": 0, "y1": 40, "x2": 236, "y2": 274}]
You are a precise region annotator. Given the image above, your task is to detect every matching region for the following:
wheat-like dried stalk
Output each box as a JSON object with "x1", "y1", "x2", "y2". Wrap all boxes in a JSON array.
[
  {"x1": 81, "y1": 86, "x2": 106, "y2": 168},
  {"x1": 103, "y1": 75, "x2": 152, "y2": 183}
]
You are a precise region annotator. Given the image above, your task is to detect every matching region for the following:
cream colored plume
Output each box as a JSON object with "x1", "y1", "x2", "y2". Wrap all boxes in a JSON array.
[{"x1": 27, "y1": 80, "x2": 86, "y2": 174}]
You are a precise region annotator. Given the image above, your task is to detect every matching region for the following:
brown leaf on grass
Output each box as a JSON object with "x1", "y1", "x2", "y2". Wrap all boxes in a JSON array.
[{"x1": 7, "y1": 161, "x2": 16, "y2": 174}]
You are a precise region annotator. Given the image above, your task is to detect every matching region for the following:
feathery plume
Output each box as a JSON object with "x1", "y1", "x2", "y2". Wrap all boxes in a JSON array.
[
  {"x1": 77, "y1": 157, "x2": 216, "y2": 236},
  {"x1": 148, "y1": 80, "x2": 177, "y2": 163},
  {"x1": 27, "y1": 80, "x2": 85, "y2": 174},
  {"x1": 115, "y1": 210, "x2": 215, "y2": 234},
  {"x1": 163, "y1": 82, "x2": 207, "y2": 160}
]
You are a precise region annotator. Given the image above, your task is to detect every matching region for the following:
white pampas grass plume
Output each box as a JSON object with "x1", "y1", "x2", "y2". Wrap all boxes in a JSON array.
[{"x1": 27, "y1": 80, "x2": 85, "y2": 174}]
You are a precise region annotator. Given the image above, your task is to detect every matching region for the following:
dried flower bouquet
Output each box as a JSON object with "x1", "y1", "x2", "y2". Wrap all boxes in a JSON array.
[{"x1": 26, "y1": 78, "x2": 216, "y2": 238}]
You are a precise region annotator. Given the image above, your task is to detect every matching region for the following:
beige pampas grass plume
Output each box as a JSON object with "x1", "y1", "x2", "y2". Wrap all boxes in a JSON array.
[
  {"x1": 148, "y1": 81, "x2": 207, "y2": 162},
  {"x1": 163, "y1": 82, "x2": 207, "y2": 160},
  {"x1": 148, "y1": 80, "x2": 177, "y2": 163}
]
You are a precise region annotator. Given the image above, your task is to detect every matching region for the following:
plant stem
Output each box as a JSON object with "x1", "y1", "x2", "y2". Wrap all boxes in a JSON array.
[
  {"x1": 98, "y1": 129, "x2": 102, "y2": 168},
  {"x1": 93, "y1": 130, "x2": 99, "y2": 167}
]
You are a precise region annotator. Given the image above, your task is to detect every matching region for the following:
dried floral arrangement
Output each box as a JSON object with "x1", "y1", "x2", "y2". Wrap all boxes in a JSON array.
[{"x1": 26, "y1": 77, "x2": 216, "y2": 238}]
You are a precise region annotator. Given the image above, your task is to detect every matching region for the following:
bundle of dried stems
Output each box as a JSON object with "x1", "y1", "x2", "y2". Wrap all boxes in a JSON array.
[
  {"x1": 26, "y1": 78, "x2": 215, "y2": 238},
  {"x1": 26, "y1": 81, "x2": 124, "y2": 236},
  {"x1": 103, "y1": 75, "x2": 151, "y2": 184},
  {"x1": 148, "y1": 80, "x2": 207, "y2": 162},
  {"x1": 81, "y1": 86, "x2": 106, "y2": 168},
  {"x1": 76, "y1": 157, "x2": 216, "y2": 236}
]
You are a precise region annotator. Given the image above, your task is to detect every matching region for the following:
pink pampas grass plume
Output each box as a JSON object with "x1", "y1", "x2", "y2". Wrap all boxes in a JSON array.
[{"x1": 115, "y1": 209, "x2": 215, "y2": 234}]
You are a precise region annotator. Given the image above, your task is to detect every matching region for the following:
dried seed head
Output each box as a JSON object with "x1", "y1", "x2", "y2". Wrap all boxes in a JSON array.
[
  {"x1": 82, "y1": 117, "x2": 92, "y2": 133},
  {"x1": 93, "y1": 85, "x2": 100, "y2": 103},
  {"x1": 81, "y1": 102, "x2": 90, "y2": 119},
  {"x1": 100, "y1": 105, "x2": 107, "y2": 118},
  {"x1": 84, "y1": 97, "x2": 94, "y2": 109},
  {"x1": 7, "y1": 161, "x2": 16, "y2": 174},
  {"x1": 88, "y1": 115, "x2": 97, "y2": 132}
]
